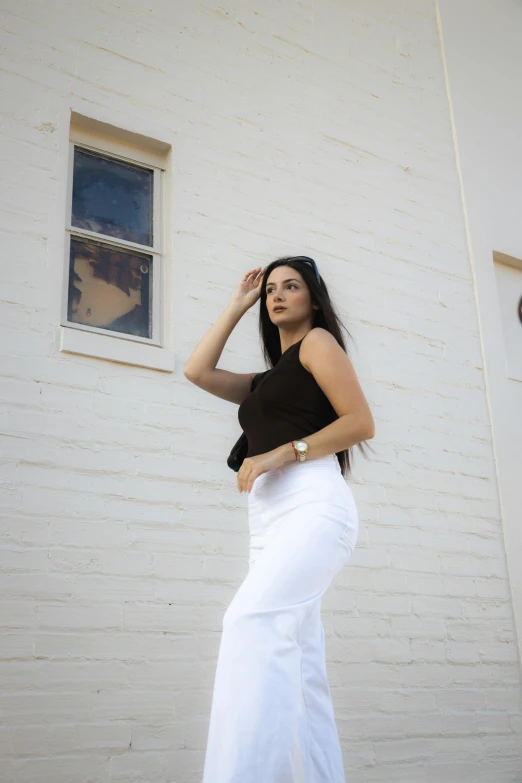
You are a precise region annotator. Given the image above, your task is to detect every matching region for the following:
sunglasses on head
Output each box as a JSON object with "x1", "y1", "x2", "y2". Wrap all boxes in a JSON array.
[{"x1": 292, "y1": 256, "x2": 321, "y2": 282}]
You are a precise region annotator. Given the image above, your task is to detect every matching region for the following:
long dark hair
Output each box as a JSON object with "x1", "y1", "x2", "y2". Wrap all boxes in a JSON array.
[{"x1": 258, "y1": 255, "x2": 373, "y2": 477}]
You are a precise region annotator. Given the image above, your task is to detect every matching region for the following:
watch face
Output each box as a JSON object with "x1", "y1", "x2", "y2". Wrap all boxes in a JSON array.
[{"x1": 296, "y1": 441, "x2": 307, "y2": 452}]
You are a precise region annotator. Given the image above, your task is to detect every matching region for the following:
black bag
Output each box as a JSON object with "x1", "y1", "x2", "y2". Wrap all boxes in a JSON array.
[{"x1": 227, "y1": 430, "x2": 248, "y2": 473}]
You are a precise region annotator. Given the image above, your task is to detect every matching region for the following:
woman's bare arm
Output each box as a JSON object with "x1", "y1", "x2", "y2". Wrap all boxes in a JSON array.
[{"x1": 183, "y1": 267, "x2": 265, "y2": 405}]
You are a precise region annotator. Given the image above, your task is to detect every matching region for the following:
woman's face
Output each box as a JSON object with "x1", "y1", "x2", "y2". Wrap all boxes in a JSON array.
[{"x1": 265, "y1": 265, "x2": 314, "y2": 325}]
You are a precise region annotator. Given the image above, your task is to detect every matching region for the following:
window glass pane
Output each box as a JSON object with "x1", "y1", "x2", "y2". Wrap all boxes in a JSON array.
[
  {"x1": 72, "y1": 148, "x2": 153, "y2": 246},
  {"x1": 68, "y1": 236, "x2": 152, "y2": 339}
]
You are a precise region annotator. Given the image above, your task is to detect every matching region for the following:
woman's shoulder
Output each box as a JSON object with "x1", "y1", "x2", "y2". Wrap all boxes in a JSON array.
[
  {"x1": 299, "y1": 328, "x2": 338, "y2": 372},
  {"x1": 301, "y1": 327, "x2": 337, "y2": 348}
]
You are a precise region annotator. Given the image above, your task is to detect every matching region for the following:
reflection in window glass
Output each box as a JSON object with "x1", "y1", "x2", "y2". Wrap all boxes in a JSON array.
[
  {"x1": 72, "y1": 148, "x2": 153, "y2": 246},
  {"x1": 68, "y1": 236, "x2": 152, "y2": 338}
]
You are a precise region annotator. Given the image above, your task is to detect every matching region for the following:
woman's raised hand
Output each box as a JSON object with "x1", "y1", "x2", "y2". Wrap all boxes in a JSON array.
[{"x1": 232, "y1": 267, "x2": 266, "y2": 310}]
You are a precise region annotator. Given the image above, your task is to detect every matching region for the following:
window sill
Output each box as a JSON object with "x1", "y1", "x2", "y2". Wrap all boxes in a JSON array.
[{"x1": 60, "y1": 325, "x2": 175, "y2": 372}]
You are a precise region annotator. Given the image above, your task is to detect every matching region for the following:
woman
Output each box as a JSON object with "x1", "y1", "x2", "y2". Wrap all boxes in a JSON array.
[{"x1": 184, "y1": 255, "x2": 375, "y2": 783}]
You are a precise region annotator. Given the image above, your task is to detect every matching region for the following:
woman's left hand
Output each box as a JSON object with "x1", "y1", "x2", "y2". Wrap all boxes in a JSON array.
[{"x1": 237, "y1": 445, "x2": 293, "y2": 494}]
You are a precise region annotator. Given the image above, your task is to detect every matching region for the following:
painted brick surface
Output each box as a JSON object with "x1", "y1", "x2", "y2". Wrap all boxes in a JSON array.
[{"x1": 0, "y1": 1, "x2": 521, "y2": 781}]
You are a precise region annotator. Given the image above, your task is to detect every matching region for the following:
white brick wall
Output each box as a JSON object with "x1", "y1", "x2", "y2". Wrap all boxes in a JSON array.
[{"x1": 0, "y1": 1, "x2": 521, "y2": 781}]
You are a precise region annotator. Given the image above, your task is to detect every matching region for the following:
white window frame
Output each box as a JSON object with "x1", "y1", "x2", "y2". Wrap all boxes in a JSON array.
[{"x1": 60, "y1": 116, "x2": 174, "y2": 372}]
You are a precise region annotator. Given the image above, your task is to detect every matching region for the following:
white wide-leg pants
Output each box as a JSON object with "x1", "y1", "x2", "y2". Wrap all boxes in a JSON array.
[{"x1": 202, "y1": 453, "x2": 359, "y2": 783}]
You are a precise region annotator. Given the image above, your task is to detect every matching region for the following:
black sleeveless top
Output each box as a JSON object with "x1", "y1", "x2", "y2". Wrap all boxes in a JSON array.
[{"x1": 238, "y1": 336, "x2": 338, "y2": 457}]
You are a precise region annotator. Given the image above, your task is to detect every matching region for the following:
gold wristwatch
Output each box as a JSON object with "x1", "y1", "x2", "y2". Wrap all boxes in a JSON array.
[{"x1": 291, "y1": 439, "x2": 309, "y2": 462}]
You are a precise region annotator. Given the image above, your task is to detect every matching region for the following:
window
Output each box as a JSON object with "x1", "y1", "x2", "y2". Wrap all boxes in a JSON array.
[{"x1": 61, "y1": 113, "x2": 173, "y2": 371}]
